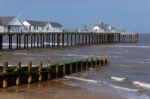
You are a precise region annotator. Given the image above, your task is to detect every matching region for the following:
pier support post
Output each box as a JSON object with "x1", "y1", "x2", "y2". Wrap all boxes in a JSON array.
[
  {"x1": 31, "y1": 34, "x2": 33, "y2": 48},
  {"x1": 74, "y1": 34, "x2": 76, "y2": 45},
  {"x1": 54, "y1": 33, "x2": 56, "y2": 47},
  {"x1": 19, "y1": 34, "x2": 21, "y2": 49},
  {"x1": 0, "y1": 34, "x2": 3, "y2": 50},
  {"x1": 24, "y1": 34, "x2": 26, "y2": 49},
  {"x1": 42, "y1": 34, "x2": 45, "y2": 48},
  {"x1": 82, "y1": 34, "x2": 84, "y2": 45},
  {"x1": 62, "y1": 34, "x2": 64, "y2": 46},
  {"x1": 67, "y1": 34, "x2": 69, "y2": 46},
  {"x1": 9, "y1": 34, "x2": 13, "y2": 50},
  {"x1": 16, "y1": 34, "x2": 19, "y2": 49},
  {"x1": 79, "y1": 34, "x2": 81, "y2": 45},
  {"x1": 70, "y1": 34, "x2": 72, "y2": 46},
  {"x1": 26, "y1": 34, "x2": 29, "y2": 48}
]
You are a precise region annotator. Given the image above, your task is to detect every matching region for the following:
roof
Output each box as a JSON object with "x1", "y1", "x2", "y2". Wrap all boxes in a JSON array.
[
  {"x1": 96, "y1": 24, "x2": 115, "y2": 30},
  {"x1": 26, "y1": 20, "x2": 48, "y2": 26},
  {"x1": 96, "y1": 24, "x2": 109, "y2": 29},
  {"x1": 0, "y1": 16, "x2": 15, "y2": 25},
  {"x1": 50, "y1": 22, "x2": 63, "y2": 27}
]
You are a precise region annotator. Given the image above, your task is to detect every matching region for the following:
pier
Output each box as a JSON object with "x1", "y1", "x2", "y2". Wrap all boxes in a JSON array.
[
  {"x1": 0, "y1": 56, "x2": 108, "y2": 88},
  {"x1": 0, "y1": 32, "x2": 138, "y2": 51}
]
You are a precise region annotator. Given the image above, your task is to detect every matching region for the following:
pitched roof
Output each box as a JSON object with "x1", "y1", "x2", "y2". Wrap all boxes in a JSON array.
[
  {"x1": 50, "y1": 22, "x2": 63, "y2": 27},
  {"x1": 0, "y1": 16, "x2": 15, "y2": 25},
  {"x1": 96, "y1": 24, "x2": 116, "y2": 30},
  {"x1": 26, "y1": 20, "x2": 48, "y2": 26},
  {"x1": 96, "y1": 24, "x2": 109, "y2": 29}
]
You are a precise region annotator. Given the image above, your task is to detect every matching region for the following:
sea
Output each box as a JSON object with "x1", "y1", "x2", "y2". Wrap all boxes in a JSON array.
[{"x1": 0, "y1": 34, "x2": 150, "y2": 99}]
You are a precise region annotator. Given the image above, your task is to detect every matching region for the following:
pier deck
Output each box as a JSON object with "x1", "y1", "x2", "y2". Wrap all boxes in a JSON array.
[{"x1": 0, "y1": 32, "x2": 138, "y2": 51}]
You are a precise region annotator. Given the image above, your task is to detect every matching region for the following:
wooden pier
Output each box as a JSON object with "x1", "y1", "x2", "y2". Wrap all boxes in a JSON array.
[
  {"x1": 0, "y1": 32, "x2": 138, "y2": 51},
  {"x1": 0, "y1": 56, "x2": 109, "y2": 88}
]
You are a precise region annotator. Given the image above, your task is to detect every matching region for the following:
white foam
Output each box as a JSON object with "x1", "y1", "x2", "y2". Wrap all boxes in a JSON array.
[
  {"x1": 111, "y1": 76, "x2": 126, "y2": 82},
  {"x1": 102, "y1": 45, "x2": 150, "y2": 49},
  {"x1": 109, "y1": 84, "x2": 139, "y2": 92},
  {"x1": 64, "y1": 76, "x2": 101, "y2": 84},
  {"x1": 65, "y1": 83, "x2": 79, "y2": 87},
  {"x1": 133, "y1": 81, "x2": 150, "y2": 90}
]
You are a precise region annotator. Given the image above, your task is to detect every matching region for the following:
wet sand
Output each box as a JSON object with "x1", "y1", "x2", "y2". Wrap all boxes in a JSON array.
[{"x1": 0, "y1": 79, "x2": 123, "y2": 99}]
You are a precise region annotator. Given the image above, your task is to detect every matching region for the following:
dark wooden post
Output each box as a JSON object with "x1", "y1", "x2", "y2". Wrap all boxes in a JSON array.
[
  {"x1": 3, "y1": 61, "x2": 8, "y2": 74},
  {"x1": 3, "y1": 61, "x2": 8, "y2": 88},
  {"x1": 31, "y1": 34, "x2": 33, "y2": 48},
  {"x1": 37, "y1": 34, "x2": 39, "y2": 48},
  {"x1": 15, "y1": 61, "x2": 21, "y2": 86},
  {"x1": 92, "y1": 34, "x2": 94, "y2": 44},
  {"x1": 74, "y1": 34, "x2": 76, "y2": 45},
  {"x1": 43, "y1": 34, "x2": 45, "y2": 48},
  {"x1": 26, "y1": 34, "x2": 29, "y2": 48},
  {"x1": 28, "y1": 61, "x2": 32, "y2": 84},
  {"x1": 19, "y1": 34, "x2": 21, "y2": 49},
  {"x1": 54, "y1": 33, "x2": 56, "y2": 47},
  {"x1": 40, "y1": 34, "x2": 42, "y2": 48},
  {"x1": 57, "y1": 33, "x2": 60, "y2": 47},
  {"x1": 33, "y1": 34, "x2": 36, "y2": 48},
  {"x1": 85, "y1": 34, "x2": 87, "y2": 45},
  {"x1": 62, "y1": 34, "x2": 64, "y2": 46},
  {"x1": 46, "y1": 34, "x2": 48, "y2": 47},
  {"x1": 88, "y1": 34, "x2": 91, "y2": 44},
  {"x1": 9, "y1": 34, "x2": 12, "y2": 50},
  {"x1": 0, "y1": 34, "x2": 3, "y2": 50},
  {"x1": 79, "y1": 34, "x2": 81, "y2": 45},
  {"x1": 48, "y1": 34, "x2": 51, "y2": 47},
  {"x1": 24, "y1": 34, "x2": 26, "y2": 49},
  {"x1": 71, "y1": 34, "x2": 73, "y2": 46},
  {"x1": 38, "y1": 61, "x2": 43, "y2": 81},
  {"x1": 16, "y1": 34, "x2": 19, "y2": 49},
  {"x1": 67, "y1": 33, "x2": 69, "y2": 46},
  {"x1": 52, "y1": 33, "x2": 54, "y2": 47},
  {"x1": 82, "y1": 34, "x2": 84, "y2": 45}
]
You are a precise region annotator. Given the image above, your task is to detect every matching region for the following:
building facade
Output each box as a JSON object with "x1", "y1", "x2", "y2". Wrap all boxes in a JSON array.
[
  {"x1": 93, "y1": 22, "x2": 116, "y2": 33},
  {"x1": 22, "y1": 20, "x2": 63, "y2": 32},
  {"x1": 0, "y1": 16, "x2": 22, "y2": 32}
]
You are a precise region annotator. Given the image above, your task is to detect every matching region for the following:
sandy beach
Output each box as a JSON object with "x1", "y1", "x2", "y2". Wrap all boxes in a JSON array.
[{"x1": 0, "y1": 79, "x2": 123, "y2": 99}]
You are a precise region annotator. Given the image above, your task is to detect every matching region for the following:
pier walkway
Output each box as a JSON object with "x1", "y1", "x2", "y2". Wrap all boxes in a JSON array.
[{"x1": 0, "y1": 32, "x2": 138, "y2": 51}]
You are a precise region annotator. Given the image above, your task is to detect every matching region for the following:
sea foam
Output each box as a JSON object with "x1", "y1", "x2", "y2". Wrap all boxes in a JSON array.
[
  {"x1": 64, "y1": 76, "x2": 101, "y2": 83},
  {"x1": 111, "y1": 76, "x2": 126, "y2": 82},
  {"x1": 133, "y1": 81, "x2": 150, "y2": 90}
]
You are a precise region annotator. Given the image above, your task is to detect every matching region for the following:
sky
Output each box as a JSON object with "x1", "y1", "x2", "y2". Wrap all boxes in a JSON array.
[{"x1": 0, "y1": 0, "x2": 150, "y2": 33}]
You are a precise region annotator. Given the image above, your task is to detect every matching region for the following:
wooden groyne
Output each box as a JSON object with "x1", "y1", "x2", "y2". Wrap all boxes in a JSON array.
[
  {"x1": 0, "y1": 56, "x2": 109, "y2": 88},
  {"x1": 0, "y1": 32, "x2": 138, "y2": 51}
]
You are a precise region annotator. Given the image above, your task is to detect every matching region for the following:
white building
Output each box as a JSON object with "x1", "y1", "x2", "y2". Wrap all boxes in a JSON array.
[
  {"x1": 93, "y1": 22, "x2": 116, "y2": 33},
  {"x1": 22, "y1": 20, "x2": 63, "y2": 32},
  {"x1": 0, "y1": 16, "x2": 22, "y2": 32}
]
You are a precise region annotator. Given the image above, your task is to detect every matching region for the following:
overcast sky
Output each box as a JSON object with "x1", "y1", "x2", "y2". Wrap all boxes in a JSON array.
[{"x1": 0, "y1": 0, "x2": 150, "y2": 33}]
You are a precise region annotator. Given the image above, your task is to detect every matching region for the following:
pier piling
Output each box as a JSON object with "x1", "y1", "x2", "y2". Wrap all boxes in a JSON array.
[{"x1": 0, "y1": 34, "x2": 2, "y2": 50}]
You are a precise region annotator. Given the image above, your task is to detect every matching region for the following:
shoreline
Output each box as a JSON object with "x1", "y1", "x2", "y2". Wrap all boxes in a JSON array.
[{"x1": 0, "y1": 80, "x2": 124, "y2": 99}]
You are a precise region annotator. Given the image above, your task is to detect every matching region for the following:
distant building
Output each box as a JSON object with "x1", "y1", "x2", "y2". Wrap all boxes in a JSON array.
[
  {"x1": 0, "y1": 16, "x2": 22, "y2": 32},
  {"x1": 49, "y1": 22, "x2": 63, "y2": 32},
  {"x1": 22, "y1": 20, "x2": 63, "y2": 32},
  {"x1": 93, "y1": 22, "x2": 116, "y2": 33}
]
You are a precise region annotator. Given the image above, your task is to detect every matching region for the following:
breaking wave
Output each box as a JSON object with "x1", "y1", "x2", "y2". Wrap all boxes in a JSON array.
[
  {"x1": 64, "y1": 76, "x2": 101, "y2": 83},
  {"x1": 133, "y1": 81, "x2": 150, "y2": 90},
  {"x1": 111, "y1": 76, "x2": 127, "y2": 82}
]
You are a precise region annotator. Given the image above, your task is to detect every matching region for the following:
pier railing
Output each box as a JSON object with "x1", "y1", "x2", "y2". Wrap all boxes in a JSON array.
[
  {"x1": 0, "y1": 56, "x2": 109, "y2": 88},
  {"x1": 0, "y1": 32, "x2": 138, "y2": 51}
]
